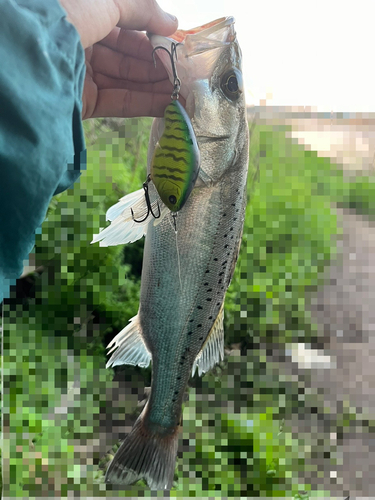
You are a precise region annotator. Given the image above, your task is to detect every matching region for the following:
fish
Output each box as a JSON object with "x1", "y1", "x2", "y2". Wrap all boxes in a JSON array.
[{"x1": 92, "y1": 16, "x2": 249, "y2": 490}]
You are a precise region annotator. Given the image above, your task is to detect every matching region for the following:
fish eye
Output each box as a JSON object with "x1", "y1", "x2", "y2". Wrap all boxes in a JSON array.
[
  {"x1": 169, "y1": 195, "x2": 177, "y2": 205},
  {"x1": 221, "y1": 69, "x2": 243, "y2": 101}
]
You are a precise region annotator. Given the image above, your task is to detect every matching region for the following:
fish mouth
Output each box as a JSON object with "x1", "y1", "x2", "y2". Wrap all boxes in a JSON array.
[
  {"x1": 147, "y1": 17, "x2": 237, "y2": 102},
  {"x1": 148, "y1": 16, "x2": 235, "y2": 50},
  {"x1": 166, "y1": 16, "x2": 235, "y2": 47}
]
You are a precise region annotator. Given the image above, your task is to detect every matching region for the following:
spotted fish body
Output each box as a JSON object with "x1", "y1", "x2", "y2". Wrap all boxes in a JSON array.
[
  {"x1": 151, "y1": 99, "x2": 200, "y2": 212},
  {"x1": 92, "y1": 17, "x2": 249, "y2": 491}
]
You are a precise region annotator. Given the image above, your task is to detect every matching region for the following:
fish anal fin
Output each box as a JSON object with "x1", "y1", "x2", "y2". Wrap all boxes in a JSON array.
[
  {"x1": 106, "y1": 315, "x2": 151, "y2": 369},
  {"x1": 191, "y1": 302, "x2": 225, "y2": 377}
]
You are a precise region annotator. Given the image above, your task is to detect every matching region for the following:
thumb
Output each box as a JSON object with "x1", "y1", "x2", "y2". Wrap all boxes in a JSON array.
[{"x1": 116, "y1": 0, "x2": 178, "y2": 35}]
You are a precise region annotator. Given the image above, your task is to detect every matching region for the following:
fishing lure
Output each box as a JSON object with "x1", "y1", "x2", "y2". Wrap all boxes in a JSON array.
[{"x1": 132, "y1": 42, "x2": 200, "y2": 222}]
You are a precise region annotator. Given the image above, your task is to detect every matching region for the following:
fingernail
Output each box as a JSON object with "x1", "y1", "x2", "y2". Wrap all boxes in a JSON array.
[{"x1": 166, "y1": 12, "x2": 177, "y2": 22}]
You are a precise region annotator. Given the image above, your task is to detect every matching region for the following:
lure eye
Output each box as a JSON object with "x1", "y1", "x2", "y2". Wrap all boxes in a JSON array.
[
  {"x1": 221, "y1": 69, "x2": 242, "y2": 101},
  {"x1": 169, "y1": 195, "x2": 177, "y2": 205}
]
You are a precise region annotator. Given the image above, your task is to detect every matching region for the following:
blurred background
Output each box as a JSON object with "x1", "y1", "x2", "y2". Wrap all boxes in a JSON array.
[{"x1": 158, "y1": 0, "x2": 374, "y2": 112}]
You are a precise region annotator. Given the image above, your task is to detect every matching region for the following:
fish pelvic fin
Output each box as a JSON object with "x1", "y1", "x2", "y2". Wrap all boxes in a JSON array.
[
  {"x1": 106, "y1": 315, "x2": 151, "y2": 369},
  {"x1": 105, "y1": 405, "x2": 180, "y2": 490},
  {"x1": 91, "y1": 184, "x2": 168, "y2": 247},
  {"x1": 192, "y1": 302, "x2": 225, "y2": 376}
]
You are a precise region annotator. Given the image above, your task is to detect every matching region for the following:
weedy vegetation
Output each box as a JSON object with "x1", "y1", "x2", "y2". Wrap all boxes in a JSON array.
[{"x1": 3, "y1": 115, "x2": 372, "y2": 498}]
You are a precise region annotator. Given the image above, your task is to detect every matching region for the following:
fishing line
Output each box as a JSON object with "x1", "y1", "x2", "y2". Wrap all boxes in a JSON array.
[{"x1": 168, "y1": 213, "x2": 182, "y2": 292}]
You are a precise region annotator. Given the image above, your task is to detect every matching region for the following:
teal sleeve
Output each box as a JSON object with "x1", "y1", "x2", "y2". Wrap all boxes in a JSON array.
[{"x1": 0, "y1": 0, "x2": 86, "y2": 302}]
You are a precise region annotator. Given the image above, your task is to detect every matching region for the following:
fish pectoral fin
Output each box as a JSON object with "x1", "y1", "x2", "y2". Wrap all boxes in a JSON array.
[
  {"x1": 191, "y1": 302, "x2": 225, "y2": 377},
  {"x1": 91, "y1": 183, "x2": 168, "y2": 247},
  {"x1": 106, "y1": 315, "x2": 151, "y2": 369}
]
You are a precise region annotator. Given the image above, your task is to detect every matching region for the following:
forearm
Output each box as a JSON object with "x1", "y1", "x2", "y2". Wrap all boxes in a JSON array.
[{"x1": 59, "y1": 0, "x2": 119, "y2": 48}]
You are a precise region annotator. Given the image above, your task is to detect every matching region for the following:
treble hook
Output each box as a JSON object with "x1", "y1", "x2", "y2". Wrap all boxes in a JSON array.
[
  {"x1": 131, "y1": 175, "x2": 161, "y2": 223},
  {"x1": 152, "y1": 42, "x2": 182, "y2": 100}
]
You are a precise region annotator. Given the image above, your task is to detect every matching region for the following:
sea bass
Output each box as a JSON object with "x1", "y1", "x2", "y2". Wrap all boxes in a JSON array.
[{"x1": 93, "y1": 17, "x2": 249, "y2": 490}]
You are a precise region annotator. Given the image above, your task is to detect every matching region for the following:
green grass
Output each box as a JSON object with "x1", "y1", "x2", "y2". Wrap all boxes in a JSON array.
[
  {"x1": 5, "y1": 116, "x2": 372, "y2": 497},
  {"x1": 337, "y1": 174, "x2": 375, "y2": 218},
  {"x1": 225, "y1": 124, "x2": 344, "y2": 349}
]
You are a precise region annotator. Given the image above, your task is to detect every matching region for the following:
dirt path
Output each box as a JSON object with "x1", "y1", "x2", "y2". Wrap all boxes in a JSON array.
[{"x1": 279, "y1": 118, "x2": 375, "y2": 496}]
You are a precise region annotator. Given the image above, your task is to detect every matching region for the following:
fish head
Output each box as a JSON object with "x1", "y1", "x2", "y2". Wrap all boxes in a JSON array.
[{"x1": 148, "y1": 17, "x2": 249, "y2": 182}]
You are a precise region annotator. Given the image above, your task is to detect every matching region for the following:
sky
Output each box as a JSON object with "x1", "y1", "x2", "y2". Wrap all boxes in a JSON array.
[{"x1": 157, "y1": 0, "x2": 374, "y2": 112}]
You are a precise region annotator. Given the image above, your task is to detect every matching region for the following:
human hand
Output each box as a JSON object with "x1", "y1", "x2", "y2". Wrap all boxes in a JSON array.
[{"x1": 60, "y1": 0, "x2": 179, "y2": 119}]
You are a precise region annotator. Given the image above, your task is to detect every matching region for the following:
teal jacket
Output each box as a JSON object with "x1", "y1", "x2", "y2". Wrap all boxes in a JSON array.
[{"x1": 0, "y1": 0, "x2": 86, "y2": 302}]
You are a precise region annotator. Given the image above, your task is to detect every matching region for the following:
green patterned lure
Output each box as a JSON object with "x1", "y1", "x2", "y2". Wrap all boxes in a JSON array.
[{"x1": 151, "y1": 99, "x2": 200, "y2": 212}]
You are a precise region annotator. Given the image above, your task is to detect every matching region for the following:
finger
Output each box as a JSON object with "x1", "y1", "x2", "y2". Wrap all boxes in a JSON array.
[
  {"x1": 93, "y1": 72, "x2": 173, "y2": 94},
  {"x1": 91, "y1": 43, "x2": 167, "y2": 83},
  {"x1": 100, "y1": 28, "x2": 157, "y2": 62},
  {"x1": 115, "y1": 0, "x2": 178, "y2": 35},
  {"x1": 91, "y1": 88, "x2": 174, "y2": 118}
]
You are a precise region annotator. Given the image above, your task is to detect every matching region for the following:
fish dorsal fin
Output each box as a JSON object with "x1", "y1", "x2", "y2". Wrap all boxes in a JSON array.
[
  {"x1": 91, "y1": 183, "x2": 168, "y2": 247},
  {"x1": 106, "y1": 315, "x2": 151, "y2": 369},
  {"x1": 192, "y1": 303, "x2": 225, "y2": 376}
]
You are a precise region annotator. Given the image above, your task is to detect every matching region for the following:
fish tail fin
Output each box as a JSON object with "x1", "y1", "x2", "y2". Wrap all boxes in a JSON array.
[
  {"x1": 105, "y1": 406, "x2": 180, "y2": 490},
  {"x1": 91, "y1": 184, "x2": 168, "y2": 247}
]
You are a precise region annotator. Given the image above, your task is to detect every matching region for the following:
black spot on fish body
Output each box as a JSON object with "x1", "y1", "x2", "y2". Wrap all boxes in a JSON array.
[
  {"x1": 207, "y1": 288, "x2": 212, "y2": 292},
  {"x1": 222, "y1": 261, "x2": 227, "y2": 266},
  {"x1": 187, "y1": 331, "x2": 192, "y2": 335},
  {"x1": 197, "y1": 324, "x2": 202, "y2": 328},
  {"x1": 197, "y1": 306, "x2": 202, "y2": 310},
  {"x1": 206, "y1": 298, "x2": 212, "y2": 302},
  {"x1": 199, "y1": 336, "x2": 203, "y2": 340},
  {"x1": 205, "y1": 270, "x2": 209, "y2": 273},
  {"x1": 204, "y1": 282, "x2": 209, "y2": 286},
  {"x1": 209, "y1": 316, "x2": 213, "y2": 320},
  {"x1": 213, "y1": 258, "x2": 218, "y2": 261},
  {"x1": 219, "y1": 272, "x2": 224, "y2": 276}
]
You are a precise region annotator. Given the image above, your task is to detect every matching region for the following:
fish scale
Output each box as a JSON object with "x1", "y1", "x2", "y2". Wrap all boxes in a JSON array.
[{"x1": 139, "y1": 172, "x2": 247, "y2": 429}]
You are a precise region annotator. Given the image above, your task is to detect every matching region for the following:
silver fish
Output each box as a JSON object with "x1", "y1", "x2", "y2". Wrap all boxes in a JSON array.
[{"x1": 92, "y1": 16, "x2": 249, "y2": 490}]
